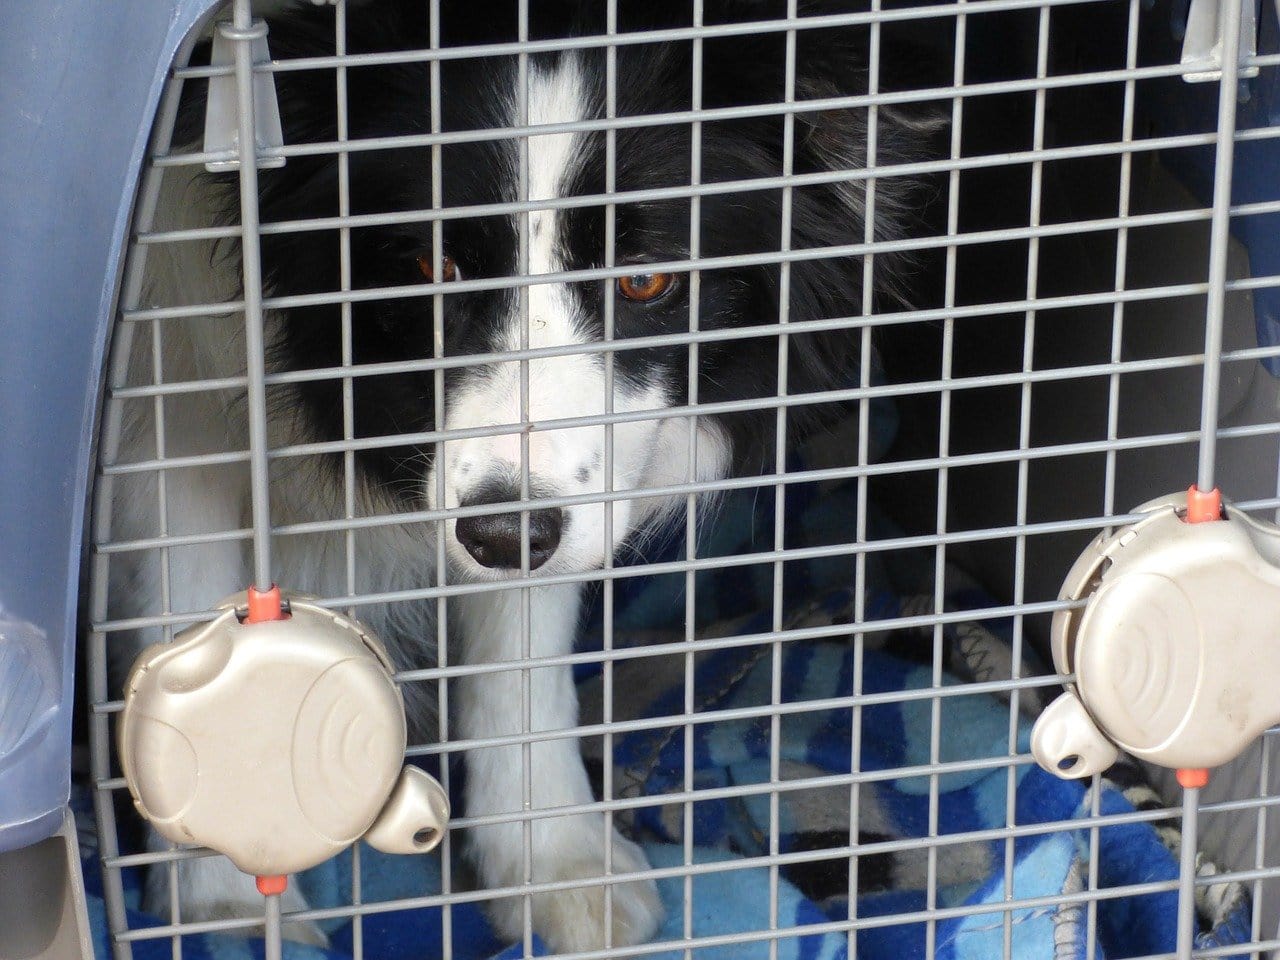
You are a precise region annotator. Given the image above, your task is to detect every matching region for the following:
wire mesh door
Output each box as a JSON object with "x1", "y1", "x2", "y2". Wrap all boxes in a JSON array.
[{"x1": 85, "y1": 0, "x2": 1280, "y2": 958}]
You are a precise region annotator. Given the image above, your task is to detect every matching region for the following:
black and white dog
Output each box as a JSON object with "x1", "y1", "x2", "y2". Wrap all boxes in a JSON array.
[{"x1": 113, "y1": 0, "x2": 934, "y2": 951}]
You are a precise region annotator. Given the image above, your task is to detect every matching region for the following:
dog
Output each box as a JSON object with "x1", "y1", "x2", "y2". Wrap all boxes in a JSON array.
[{"x1": 108, "y1": 0, "x2": 935, "y2": 951}]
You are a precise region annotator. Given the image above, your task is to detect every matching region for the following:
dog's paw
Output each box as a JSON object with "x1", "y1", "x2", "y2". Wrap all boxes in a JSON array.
[
  {"x1": 488, "y1": 831, "x2": 663, "y2": 953},
  {"x1": 144, "y1": 861, "x2": 329, "y2": 948}
]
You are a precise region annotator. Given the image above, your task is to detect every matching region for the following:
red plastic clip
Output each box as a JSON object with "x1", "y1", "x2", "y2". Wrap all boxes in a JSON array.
[
  {"x1": 256, "y1": 874, "x2": 288, "y2": 896},
  {"x1": 244, "y1": 585, "x2": 288, "y2": 624},
  {"x1": 1177, "y1": 490, "x2": 1218, "y2": 790},
  {"x1": 1184, "y1": 485, "x2": 1223, "y2": 524},
  {"x1": 1178, "y1": 489, "x2": 1220, "y2": 789},
  {"x1": 1176, "y1": 767, "x2": 1210, "y2": 789}
]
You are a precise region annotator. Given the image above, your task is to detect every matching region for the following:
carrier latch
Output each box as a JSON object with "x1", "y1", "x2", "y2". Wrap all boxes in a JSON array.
[
  {"x1": 118, "y1": 591, "x2": 448, "y2": 878},
  {"x1": 1032, "y1": 488, "x2": 1280, "y2": 780}
]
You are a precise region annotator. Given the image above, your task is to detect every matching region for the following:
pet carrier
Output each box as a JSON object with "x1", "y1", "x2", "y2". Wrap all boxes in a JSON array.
[{"x1": 8, "y1": 0, "x2": 1280, "y2": 959}]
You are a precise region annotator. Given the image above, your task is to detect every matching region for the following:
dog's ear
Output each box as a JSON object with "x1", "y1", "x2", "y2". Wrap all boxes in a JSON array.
[
  {"x1": 697, "y1": 1, "x2": 944, "y2": 235},
  {"x1": 693, "y1": 2, "x2": 945, "y2": 435}
]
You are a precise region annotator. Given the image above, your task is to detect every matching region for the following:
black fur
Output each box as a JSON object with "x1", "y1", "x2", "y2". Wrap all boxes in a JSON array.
[{"x1": 185, "y1": 0, "x2": 937, "y2": 497}]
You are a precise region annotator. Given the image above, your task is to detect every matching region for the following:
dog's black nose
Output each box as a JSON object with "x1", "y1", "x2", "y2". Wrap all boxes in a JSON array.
[{"x1": 455, "y1": 497, "x2": 563, "y2": 570}]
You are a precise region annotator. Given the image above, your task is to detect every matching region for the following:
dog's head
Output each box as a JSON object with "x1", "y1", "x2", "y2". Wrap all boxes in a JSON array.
[{"x1": 210, "y1": 0, "x2": 938, "y2": 578}]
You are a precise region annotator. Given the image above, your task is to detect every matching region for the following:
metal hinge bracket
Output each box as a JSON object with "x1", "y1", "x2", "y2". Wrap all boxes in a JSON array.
[
  {"x1": 1181, "y1": 0, "x2": 1262, "y2": 82},
  {"x1": 203, "y1": 20, "x2": 286, "y2": 172}
]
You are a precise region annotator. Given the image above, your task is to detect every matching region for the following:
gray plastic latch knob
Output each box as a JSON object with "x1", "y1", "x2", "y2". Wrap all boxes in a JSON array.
[
  {"x1": 1031, "y1": 692, "x2": 1119, "y2": 779},
  {"x1": 118, "y1": 592, "x2": 449, "y2": 877},
  {"x1": 1032, "y1": 490, "x2": 1280, "y2": 780}
]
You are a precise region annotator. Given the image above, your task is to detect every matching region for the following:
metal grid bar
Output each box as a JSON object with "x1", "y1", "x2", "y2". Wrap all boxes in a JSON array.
[
  {"x1": 1090, "y1": 0, "x2": 1143, "y2": 949},
  {"x1": 102, "y1": 870, "x2": 1216, "y2": 947},
  {"x1": 91, "y1": 494, "x2": 1280, "y2": 577},
  {"x1": 93, "y1": 480, "x2": 1280, "y2": 634},
  {"x1": 600, "y1": 0, "x2": 621, "y2": 940},
  {"x1": 1000, "y1": 6, "x2": 1051, "y2": 952},
  {"x1": 127, "y1": 123, "x2": 1280, "y2": 248},
  {"x1": 95, "y1": 769, "x2": 1280, "y2": 851},
  {"x1": 226, "y1": 0, "x2": 275, "y2": 591},
  {"x1": 846, "y1": 0, "x2": 896, "y2": 944},
  {"x1": 766, "y1": 5, "x2": 801, "y2": 954},
  {"x1": 681, "y1": 4, "x2": 705, "y2": 956},
  {"x1": 144, "y1": 55, "x2": 1280, "y2": 171},
  {"x1": 97, "y1": 329, "x2": 1280, "y2": 464},
  {"x1": 100, "y1": 317, "x2": 1280, "y2": 404},
  {"x1": 426, "y1": 1, "x2": 455, "y2": 956},
  {"x1": 164, "y1": 0, "x2": 1119, "y2": 76},
  {"x1": 116, "y1": 204, "x2": 1280, "y2": 322},
  {"x1": 1196, "y1": 0, "x2": 1247, "y2": 494},
  {"x1": 94, "y1": 844, "x2": 1247, "y2": 934},
  {"x1": 151, "y1": 277, "x2": 183, "y2": 960},
  {"x1": 332, "y1": 4, "x2": 366, "y2": 954},
  {"x1": 1177, "y1": 0, "x2": 1246, "y2": 951},
  {"x1": 94, "y1": 445, "x2": 1280, "y2": 620},
  {"x1": 123, "y1": 140, "x2": 1280, "y2": 255},
  {"x1": 97, "y1": 850, "x2": 1280, "y2": 960},
  {"x1": 85, "y1": 1, "x2": 1280, "y2": 959},
  {"x1": 93, "y1": 387, "x2": 1280, "y2": 482},
  {"x1": 1253, "y1": 744, "x2": 1273, "y2": 946}
]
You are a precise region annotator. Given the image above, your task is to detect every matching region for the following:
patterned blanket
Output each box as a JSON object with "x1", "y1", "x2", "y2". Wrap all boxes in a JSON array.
[{"x1": 578, "y1": 586, "x2": 1253, "y2": 960}]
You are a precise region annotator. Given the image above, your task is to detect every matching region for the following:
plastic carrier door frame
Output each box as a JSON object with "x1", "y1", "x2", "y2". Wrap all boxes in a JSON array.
[{"x1": 0, "y1": 0, "x2": 222, "y2": 854}]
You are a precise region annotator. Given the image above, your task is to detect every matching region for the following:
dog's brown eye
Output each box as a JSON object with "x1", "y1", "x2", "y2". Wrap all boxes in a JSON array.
[
  {"x1": 617, "y1": 272, "x2": 673, "y2": 303},
  {"x1": 417, "y1": 254, "x2": 459, "y2": 283}
]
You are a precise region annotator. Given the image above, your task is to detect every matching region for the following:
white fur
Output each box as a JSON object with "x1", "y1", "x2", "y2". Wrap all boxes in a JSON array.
[
  {"x1": 429, "y1": 59, "x2": 730, "y2": 581},
  {"x1": 108, "y1": 55, "x2": 737, "y2": 953},
  {"x1": 455, "y1": 583, "x2": 662, "y2": 950},
  {"x1": 441, "y1": 58, "x2": 673, "y2": 949}
]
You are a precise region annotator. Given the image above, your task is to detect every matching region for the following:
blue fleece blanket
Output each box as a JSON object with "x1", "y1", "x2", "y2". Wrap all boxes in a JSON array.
[{"x1": 79, "y1": 402, "x2": 1252, "y2": 958}]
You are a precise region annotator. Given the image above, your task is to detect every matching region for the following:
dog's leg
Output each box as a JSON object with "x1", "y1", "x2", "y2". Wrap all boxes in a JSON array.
[{"x1": 457, "y1": 582, "x2": 663, "y2": 953}]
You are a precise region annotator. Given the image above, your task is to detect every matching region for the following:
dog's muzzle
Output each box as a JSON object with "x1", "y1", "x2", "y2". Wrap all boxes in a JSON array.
[{"x1": 455, "y1": 481, "x2": 564, "y2": 570}]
